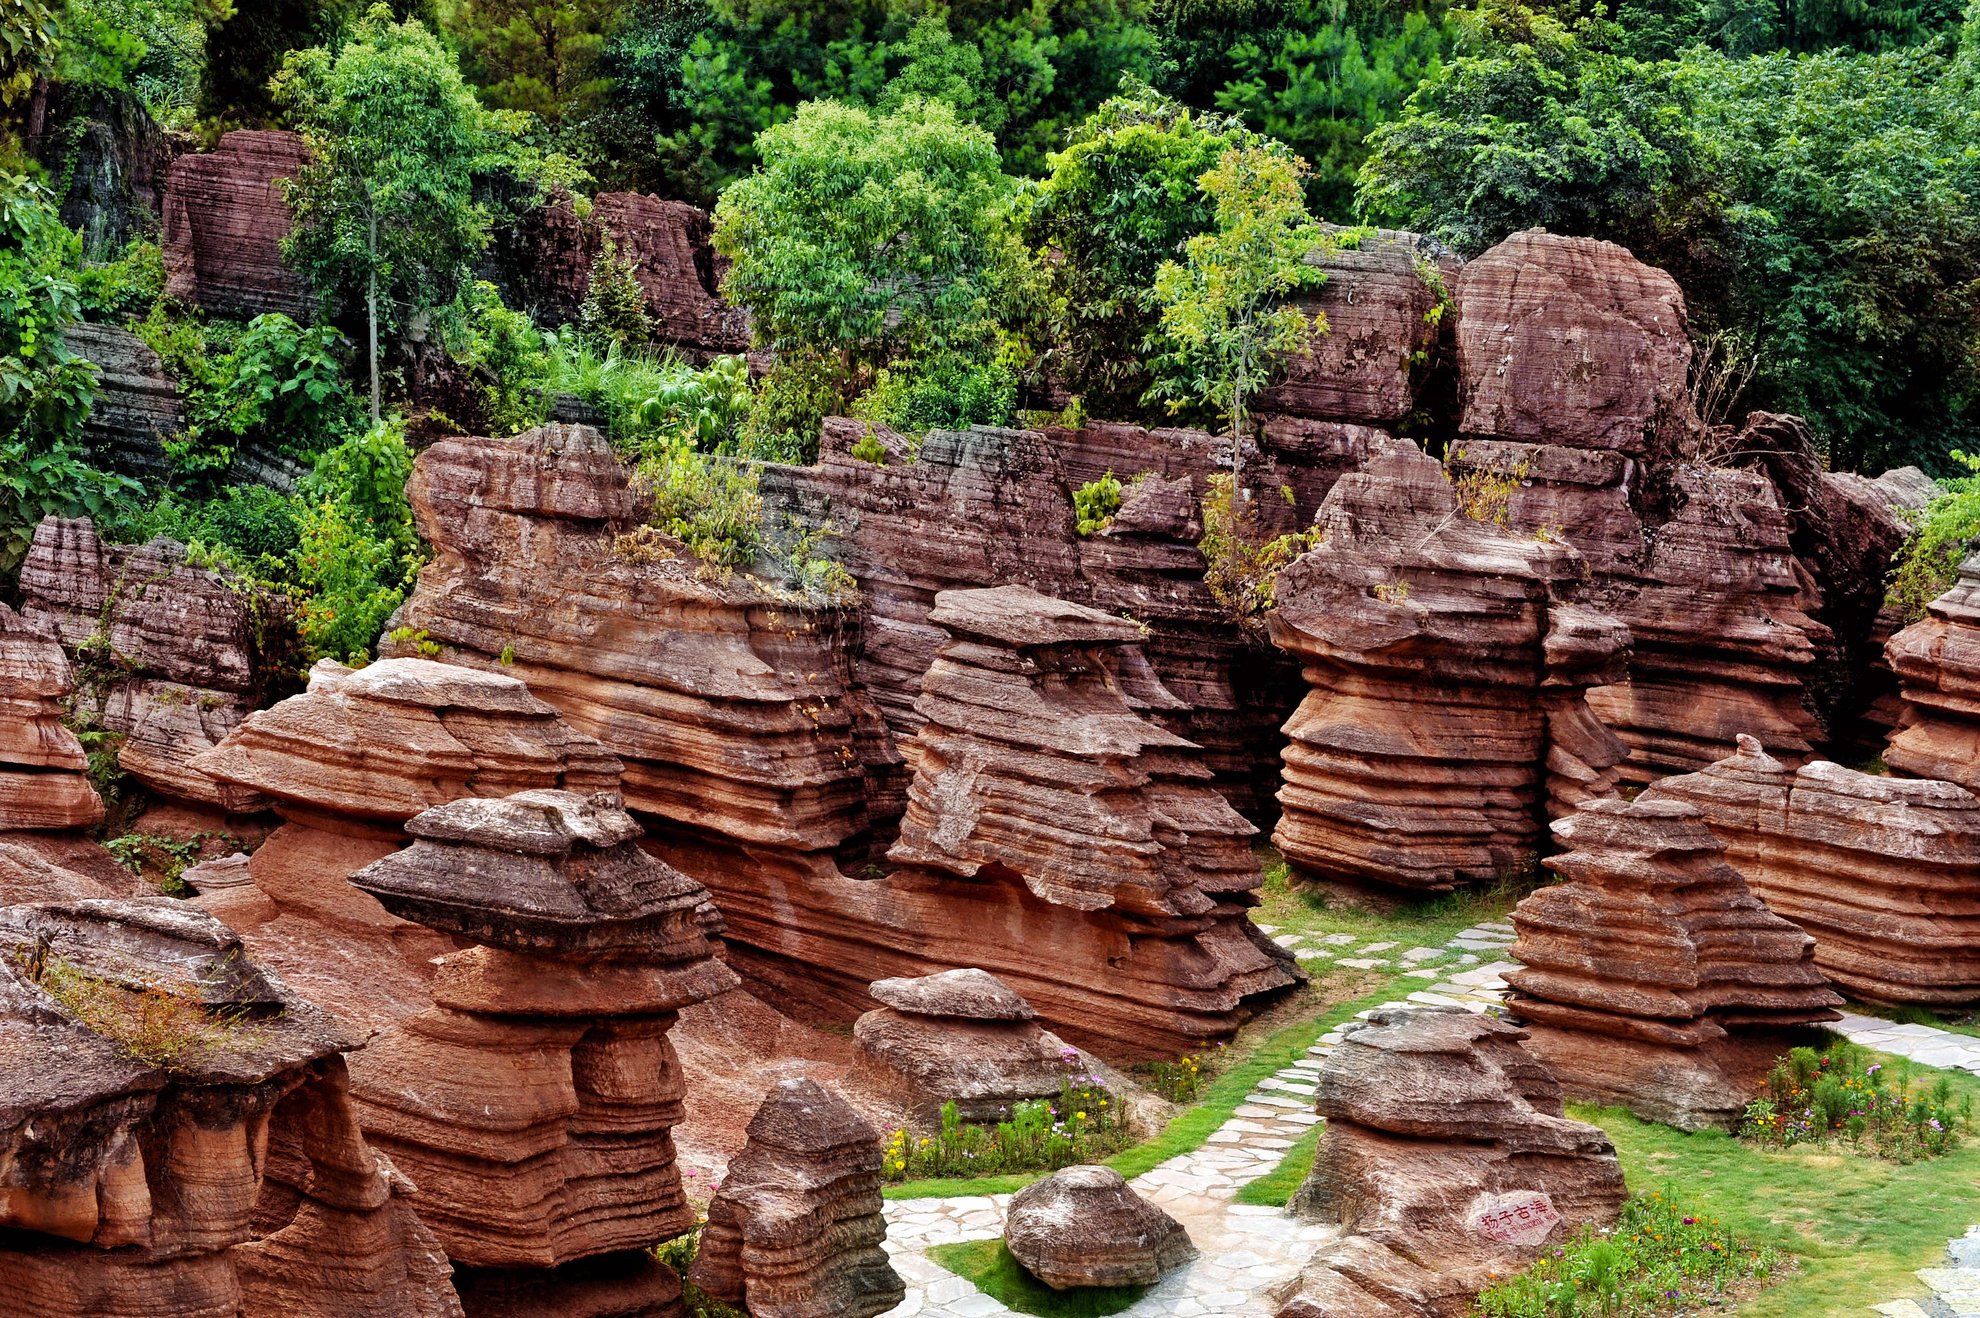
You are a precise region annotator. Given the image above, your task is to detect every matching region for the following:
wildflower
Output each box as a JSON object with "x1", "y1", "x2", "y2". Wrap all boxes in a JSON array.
[{"x1": 1077, "y1": 1111, "x2": 1087, "y2": 1120}]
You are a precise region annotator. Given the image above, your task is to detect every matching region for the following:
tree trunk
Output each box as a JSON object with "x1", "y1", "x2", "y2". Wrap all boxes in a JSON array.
[{"x1": 367, "y1": 210, "x2": 380, "y2": 425}]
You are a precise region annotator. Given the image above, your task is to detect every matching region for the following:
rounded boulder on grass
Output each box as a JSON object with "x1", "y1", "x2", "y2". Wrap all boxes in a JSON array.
[{"x1": 1003, "y1": 1165, "x2": 1196, "y2": 1290}]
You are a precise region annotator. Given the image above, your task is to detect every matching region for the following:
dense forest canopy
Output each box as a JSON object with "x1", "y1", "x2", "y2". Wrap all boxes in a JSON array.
[{"x1": 2, "y1": 0, "x2": 1978, "y2": 662}]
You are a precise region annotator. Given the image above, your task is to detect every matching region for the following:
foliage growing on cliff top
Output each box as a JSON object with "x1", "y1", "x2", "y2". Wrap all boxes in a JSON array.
[
  {"x1": 18, "y1": 948, "x2": 268, "y2": 1071},
  {"x1": 1888, "y1": 452, "x2": 1980, "y2": 620}
]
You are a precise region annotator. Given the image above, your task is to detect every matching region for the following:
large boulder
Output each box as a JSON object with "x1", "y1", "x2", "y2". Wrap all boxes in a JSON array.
[
  {"x1": 1504, "y1": 797, "x2": 1843, "y2": 1129},
  {"x1": 1003, "y1": 1165, "x2": 1196, "y2": 1290},
  {"x1": 63, "y1": 324, "x2": 182, "y2": 486},
  {"x1": 852, "y1": 969, "x2": 1076, "y2": 1121},
  {"x1": 689, "y1": 1077, "x2": 903, "y2": 1318},
  {"x1": 1267, "y1": 436, "x2": 1629, "y2": 890},
  {"x1": 1275, "y1": 1007, "x2": 1625, "y2": 1318},
  {"x1": 1641, "y1": 735, "x2": 1980, "y2": 1005},
  {"x1": 346, "y1": 789, "x2": 737, "y2": 1315},
  {"x1": 0, "y1": 897, "x2": 460, "y2": 1318},
  {"x1": 160, "y1": 130, "x2": 312, "y2": 320}
]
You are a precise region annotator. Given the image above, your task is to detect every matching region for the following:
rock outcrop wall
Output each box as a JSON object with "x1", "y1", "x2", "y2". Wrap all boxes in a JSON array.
[
  {"x1": 345, "y1": 790, "x2": 736, "y2": 1315},
  {"x1": 22, "y1": 517, "x2": 295, "y2": 814},
  {"x1": 1886, "y1": 555, "x2": 1980, "y2": 795},
  {"x1": 689, "y1": 1077, "x2": 903, "y2": 1318},
  {"x1": 1444, "y1": 230, "x2": 1909, "y2": 784},
  {"x1": 490, "y1": 192, "x2": 749, "y2": 358},
  {"x1": 1641, "y1": 736, "x2": 1980, "y2": 1005},
  {"x1": 1276, "y1": 1007, "x2": 1625, "y2": 1318},
  {"x1": 65, "y1": 324, "x2": 182, "y2": 485},
  {"x1": 852, "y1": 969, "x2": 1075, "y2": 1122},
  {"x1": 0, "y1": 897, "x2": 460, "y2": 1318},
  {"x1": 1266, "y1": 436, "x2": 1629, "y2": 890},
  {"x1": 1505, "y1": 797, "x2": 1843, "y2": 1129},
  {"x1": 186, "y1": 656, "x2": 622, "y2": 1031},
  {"x1": 0, "y1": 602, "x2": 104, "y2": 832},
  {"x1": 161, "y1": 130, "x2": 313, "y2": 320}
]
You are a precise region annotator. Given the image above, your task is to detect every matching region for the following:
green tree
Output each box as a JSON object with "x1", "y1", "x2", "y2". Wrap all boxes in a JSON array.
[
  {"x1": 445, "y1": 0, "x2": 616, "y2": 122},
  {"x1": 1146, "y1": 144, "x2": 1333, "y2": 485},
  {"x1": 1019, "y1": 80, "x2": 1258, "y2": 418},
  {"x1": 713, "y1": 95, "x2": 1017, "y2": 450},
  {"x1": 275, "y1": 5, "x2": 498, "y2": 423}
]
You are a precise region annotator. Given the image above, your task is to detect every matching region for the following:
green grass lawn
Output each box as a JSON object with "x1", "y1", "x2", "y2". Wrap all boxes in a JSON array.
[
  {"x1": 1579, "y1": 1052, "x2": 1980, "y2": 1317},
  {"x1": 1233, "y1": 1122, "x2": 1322, "y2": 1207},
  {"x1": 927, "y1": 1239, "x2": 1147, "y2": 1317}
]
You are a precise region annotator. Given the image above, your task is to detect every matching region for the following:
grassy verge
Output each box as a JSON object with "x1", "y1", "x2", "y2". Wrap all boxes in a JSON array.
[
  {"x1": 927, "y1": 1239, "x2": 1146, "y2": 1317},
  {"x1": 1577, "y1": 1048, "x2": 1980, "y2": 1318},
  {"x1": 1233, "y1": 1122, "x2": 1322, "y2": 1207}
]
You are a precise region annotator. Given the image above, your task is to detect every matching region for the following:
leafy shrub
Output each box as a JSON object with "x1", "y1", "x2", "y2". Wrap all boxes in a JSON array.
[
  {"x1": 1740, "y1": 1040, "x2": 1970, "y2": 1161},
  {"x1": 882, "y1": 1069, "x2": 1129, "y2": 1183},
  {"x1": 579, "y1": 236, "x2": 655, "y2": 348},
  {"x1": 1136, "y1": 1043, "x2": 1225, "y2": 1104},
  {"x1": 194, "y1": 484, "x2": 305, "y2": 563},
  {"x1": 854, "y1": 347, "x2": 1018, "y2": 437},
  {"x1": 75, "y1": 237, "x2": 165, "y2": 322},
  {"x1": 635, "y1": 353, "x2": 752, "y2": 454},
  {"x1": 1198, "y1": 472, "x2": 1322, "y2": 623},
  {"x1": 449, "y1": 281, "x2": 551, "y2": 436},
  {"x1": 1888, "y1": 454, "x2": 1980, "y2": 622},
  {"x1": 634, "y1": 442, "x2": 763, "y2": 569},
  {"x1": 651, "y1": 1224, "x2": 748, "y2": 1318},
  {"x1": 1447, "y1": 446, "x2": 1532, "y2": 526},
  {"x1": 541, "y1": 335, "x2": 749, "y2": 456},
  {"x1": 289, "y1": 423, "x2": 425, "y2": 664},
  {"x1": 105, "y1": 830, "x2": 232, "y2": 897},
  {"x1": 849, "y1": 427, "x2": 887, "y2": 465},
  {"x1": 0, "y1": 436, "x2": 142, "y2": 575},
  {"x1": 1474, "y1": 1192, "x2": 1781, "y2": 1317},
  {"x1": 1074, "y1": 470, "x2": 1124, "y2": 536}
]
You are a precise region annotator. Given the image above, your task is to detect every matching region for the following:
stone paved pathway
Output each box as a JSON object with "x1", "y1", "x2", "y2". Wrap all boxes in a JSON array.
[
  {"x1": 1832, "y1": 1013, "x2": 1980, "y2": 1076},
  {"x1": 876, "y1": 933, "x2": 1521, "y2": 1318},
  {"x1": 1874, "y1": 1226, "x2": 1980, "y2": 1318}
]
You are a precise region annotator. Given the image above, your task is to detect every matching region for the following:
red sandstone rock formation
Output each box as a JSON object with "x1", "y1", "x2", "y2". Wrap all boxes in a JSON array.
[
  {"x1": 0, "y1": 602, "x2": 104, "y2": 831},
  {"x1": 853, "y1": 968, "x2": 1079, "y2": 1122},
  {"x1": 65, "y1": 323, "x2": 183, "y2": 486},
  {"x1": 388, "y1": 426, "x2": 1294, "y2": 1055},
  {"x1": 1266, "y1": 436, "x2": 1629, "y2": 890},
  {"x1": 160, "y1": 130, "x2": 312, "y2": 320},
  {"x1": 0, "y1": 897, "x2": 459, "y2": 1318},
  {"x1": 346, "y1": 789, "x2": 736, "y2": 1316},
  {"x1": 1446, "y1": 231, "x2": 1907, "y2": 783},
  {"x1": 1258, "y1": 227, "x2": 1459, "y2": 427},
  {"x1": 689, "y1": 1077, "x2": 903, "y2": 1318},
  {"x1": 21, "y1": 516, "x2": 299, "y2": 814},
  {"x1": 1641, "y1": 735, "x2": 1980, "y2": 1005},
  {"x1": 1887, "y1": 555, "x2": 1980, "y2": 796},
  {"x1": 1275, "y1": 1007, "x2": 1625, "y2": 1318},
  {"x1": 1505, "y1": 797, "x2": 1843, "y2": 1129},
  {"x1": 185, "y1": 655, "x2": 622, "y2": 1032},
  {"x1": 494, "y1": 191, "x2": 749, "y2": 357}
]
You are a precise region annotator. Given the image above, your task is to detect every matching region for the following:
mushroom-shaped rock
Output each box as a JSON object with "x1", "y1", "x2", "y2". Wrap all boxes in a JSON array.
[
  {"x1": 690, "y1": 1077, "x2": 904, "y2": 1318},
  {"x1": 1266, "y1": 436, "x2": 1629, "y2": 890},
  {"x1": 1640, "y1": 735, "x2": 1980, "y2": 1005},
  {"x1": 1277, "y1": 1007, "x2": 1625, "y2": 1318},
  {"x1": 0, "y1": 601, "x2": 104, "y2": 831},
  {"x1": 854, "y1": 969, "x2": 1076, "y2": 1121},
  {"x1": 1504, "y1": 797, "x2": 1843, "y2": 1129},
  {"x1": 1004, "y1": 1165, "x2": 1195, "y2": 1290},
  {"x1": 340, "y1": 790, "x2": 736, "y2": 1312},
  {"x1": 0, "y1": 897, "x2": 459, "y2": 1318}
]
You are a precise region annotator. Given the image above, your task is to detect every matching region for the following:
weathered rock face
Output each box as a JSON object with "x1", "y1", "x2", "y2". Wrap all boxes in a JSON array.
[
  {"x1": 48, "y1": 87, "x2": 180, "y2": 260},
  {"x1": 389, "y1": 428, "x2": 1292, "y2": 1055},
  {"x1": 344, "y1": 790, "x2": 736, "y2": 1314},
  {"x1": 1887, "y1": 556, "x2": 1980, "y2": 796},
  {"x1": 852, "y1": 969, "x2": 1076, "y2": 1121},
  {"x1": 66, "y1": 323, "x2": 182, "y2": 485},
  {"x1": 689, "y1": 1077, "x2": 902, "y2": 1318},
  {"x1": 1276, "y1": 1007, "x2": 1625, "y2": 1318},
  {"x1": 161, "y1": 130, "x2": 312, "y2": 320},
  {"x1": 1443, "y1": 231, "x2": 1906, "y2": 784},
  {"x1": 21, "y1": 517, "x2": 296, "y2": 811},
  {"x1": 490, "y1": 192, "x2": 749, "y2": 358},
  {"x1": 1504, "y1": 797, "x2": 1843, "y2": 1129},
  {"x1": 0, "y1": 897, "x2": 460, "y2": 1318},
  {"x1": 0, "y1": 602, "x2": 104, "y2": 831},
  {"x1": 1266, "y1": 436, "x2": 1629, "y2": 891},
  {"x1": 1641, "y1": 735, "x2": 1980, "y2": 1005},
  {"x1": 1258, "y1": 228, "x2": 1457, "y2": 427},
  {"x1": 759, "y1": 416, "x2": 1352, "y2": 816},
  {"x1": 185, "y1": 656, "x2": 623, "y2": 1032},
  {"x1": 1004, "y1": 1165, "x2": 1195, "y2": 1290}
]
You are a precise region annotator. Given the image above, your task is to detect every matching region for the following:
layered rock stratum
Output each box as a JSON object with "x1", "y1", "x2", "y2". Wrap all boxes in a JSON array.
[
  {"x1": 1887, "y1": 555, "x2": 1980, "y2": 796},
  {"x1": 0, "y1": 602, "x2": 104, "y2": 832},
  {"x1": 1641, "y1": 735, "x2": 1980, "y2": 1005},
  {"x1": 160, "y1": 130, "x2": 312, "y2": 320}
]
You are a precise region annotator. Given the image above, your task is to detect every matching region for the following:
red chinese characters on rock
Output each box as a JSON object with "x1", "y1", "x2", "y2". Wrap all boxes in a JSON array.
[{"x1": 1467, "y1": 1192, "x2": 1563, "y2": 1247}]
